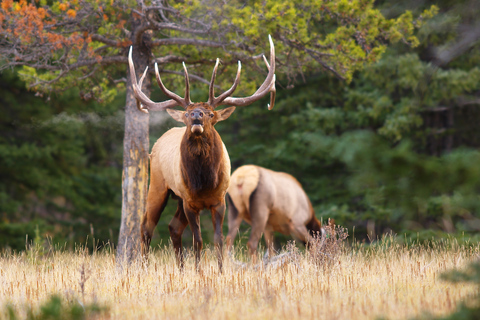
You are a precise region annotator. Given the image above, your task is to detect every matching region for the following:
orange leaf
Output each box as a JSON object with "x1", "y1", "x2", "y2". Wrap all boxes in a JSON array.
[
  {"x1": 1, "y1": 0, "x2": 13, "y2": 11},
  {"x1": 116, "y1": 19, "x2": 126, "y2": 29},
  {"x1": 37, "y1": 7, "x2": 46, "y2": 18},
  {"x1": 118, "y1": 39, "x2": 132, "y2": 47},
  {"x1": 67, "y1": 9, "x2": 76, "y2": 18}
]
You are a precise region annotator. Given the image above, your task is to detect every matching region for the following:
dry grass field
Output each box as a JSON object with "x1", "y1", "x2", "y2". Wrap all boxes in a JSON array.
[{"x1": 0, "y1": 235, "x2": 479, "y2": 320}]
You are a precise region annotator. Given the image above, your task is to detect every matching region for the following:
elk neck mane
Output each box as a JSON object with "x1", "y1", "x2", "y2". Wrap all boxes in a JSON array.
[{"x1": 180, "y1": 128, "x2": 225, "y2": 196}]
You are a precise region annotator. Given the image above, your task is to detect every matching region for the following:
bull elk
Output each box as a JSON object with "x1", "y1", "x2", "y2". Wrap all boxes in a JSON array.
[
  {"x1": 226, "y1": 165, "x2": 323, "y2": 255},
  {"x1": 128, "y1": 36, "x2": 276, "y2": 271}
]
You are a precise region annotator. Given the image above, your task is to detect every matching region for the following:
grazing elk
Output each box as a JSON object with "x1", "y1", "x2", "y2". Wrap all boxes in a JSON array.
[
  {"x1": 226, "y1": 165, "x2": 323, "y2": 256},
  {"x1": 128, "y1": 36, "x2": 276, "y2": 271}
]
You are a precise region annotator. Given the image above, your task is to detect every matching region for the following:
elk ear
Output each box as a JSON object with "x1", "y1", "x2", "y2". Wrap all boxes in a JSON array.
[
  {"x1": 166, "y1": 109, "x2": 186, "y2": 124},
  {"x1": 215, "y1": 107, "x2": 236, "y2": 123}
]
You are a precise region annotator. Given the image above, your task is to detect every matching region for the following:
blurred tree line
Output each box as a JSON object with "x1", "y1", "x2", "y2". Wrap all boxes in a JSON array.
[
  {"x1": 1, "y1": 0, "x2": 480, "y2": 251},
  {"x1": 0, "y1": 69, "x2": 125, "y2": 250}
]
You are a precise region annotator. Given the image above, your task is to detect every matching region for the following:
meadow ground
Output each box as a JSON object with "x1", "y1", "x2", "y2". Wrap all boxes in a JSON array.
[{"x1": 0, "y1": 236, "x2": 478, "y2": 320}]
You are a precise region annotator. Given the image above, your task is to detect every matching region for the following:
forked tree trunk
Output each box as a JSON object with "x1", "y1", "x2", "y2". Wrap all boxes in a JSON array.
[{"x1": 116, "y1": 42, "x2": 151, "y2": 265}]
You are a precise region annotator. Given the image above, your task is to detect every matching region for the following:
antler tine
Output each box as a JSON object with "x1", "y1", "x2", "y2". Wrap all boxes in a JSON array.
[
  {"x1": 207, "y1": 58, "x2": 220, "y2": 105},
  {"x1": 268, "y1": 74, "x2": 276, "y2": 110},
  {"x1": 211, "y1": 61, "x2": 242, "y2": 109},
  {"x1": 182, "y1": 62, "x2": 193, "y2": 107},
  {"x1": 154, "y1": 63, "x2": 190, "y2": 109},
  {"x1": 220, "y1": 34, "x2": 276, "y2": 109},
  {"x1": 136, "y1": 67, "x2": 149, "y2": 113},
  {"x1": 128, "y1": 47, "x2": 179, "y2": 113},
  {"x1": 263, "y1": 54, "x2": 270, "y2": 69},
  {"x1": 260, "y1": 54, "x2": 276, "y2": 110}
]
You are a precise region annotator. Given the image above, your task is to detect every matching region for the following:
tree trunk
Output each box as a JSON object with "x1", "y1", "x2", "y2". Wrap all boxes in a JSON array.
[{"x1": 116, "y1": 41, "x2": 151, "y2": 265}]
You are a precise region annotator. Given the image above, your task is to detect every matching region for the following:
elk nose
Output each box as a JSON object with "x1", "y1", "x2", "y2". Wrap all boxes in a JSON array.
[{"x1": 190, "y1": 110, "x2": 204, "y2": 120}]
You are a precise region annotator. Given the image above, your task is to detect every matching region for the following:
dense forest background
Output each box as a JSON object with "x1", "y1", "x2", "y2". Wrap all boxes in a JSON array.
[{"x1": 1, "y1": 0, "x2": 480, "y2": 252}]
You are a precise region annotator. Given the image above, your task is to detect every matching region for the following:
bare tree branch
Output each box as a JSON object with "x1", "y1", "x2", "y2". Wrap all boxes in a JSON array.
[
  {"x1": 308, "y1": 54, "x2": 346, "y2": 81},
  {"x1": 276, "y1": 34, "x2": 345, "y2": 80},
  {"x1": 26, "y1": 70, "x2": 68, "y2": 88},
  {"x1": 150, "y1": 38, "x2": 225, "y2": 47},
  {"x1": 1, "y1": 55, "x2": 126, "y2": 72},
  {"x1": 153, "y1": 55, "x2": 216, "y2": 65},
  {"x1": 67, "y1": 56, "x2": 128, "y2": 69},
  {"x1": 132, "y1": 7, "x2": 211, "y2": 36},
  {"x1": 91, "y1": 34, "x2": 122, "y2": 47},
  {"x1": 145, "y1": 5, "x2": 211, "y2": 29},
  {"x1": 435, "y1": 22, "x2": 480, "y2": 66},
  {"x1": 161, "y1": 69, "x2": 214, "y2": 86},
  {"x1": 149, "y1": 21, "x2": 210, "y2": 35}
]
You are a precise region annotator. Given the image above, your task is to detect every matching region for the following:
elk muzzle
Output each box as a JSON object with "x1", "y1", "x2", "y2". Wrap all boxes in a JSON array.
[{"x1": 189, "y1": 109, "x2": 205, "y2": 134}]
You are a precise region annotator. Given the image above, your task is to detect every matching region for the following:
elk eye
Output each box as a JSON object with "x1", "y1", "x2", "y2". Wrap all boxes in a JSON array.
[
  {"x1": 190, "y1": 112, "x2": 195, "y2": 117},
  {"x1": 199, "y1": 112, "x2": 203, "y2": 118},
  {"x1": 209, "y1": 113, "x2": 214, "y2": 118}
]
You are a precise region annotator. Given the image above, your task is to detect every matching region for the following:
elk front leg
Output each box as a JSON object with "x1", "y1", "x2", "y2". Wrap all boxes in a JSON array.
[
  {"x1": 289, "y1": 223, "x2": 312, "y2": 247},
  {"x1": 184, "y1": 204, "x2": 203, "y2": 272},
  {"x1": 168, "y1": 200, "x2": 188, "y2": 270},
  {"x1": 211, "y1": 202, "x2": 225, "y2": 272}
]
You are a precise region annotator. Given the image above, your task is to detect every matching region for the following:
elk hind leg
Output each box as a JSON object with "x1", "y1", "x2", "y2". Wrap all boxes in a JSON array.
[
  {"x1": 225, "y1": 194, "x2": 243, "y2": 252},
  {"x1": 168, "y1": 200, "x2": 188, "y2": 270},
  {"x1": 141, "y1": 179, "x2": 170, "y2": 256},
  {"x1": 246, "y1": 170, "x2": 274, "y2": 261},
  {"x1": 247, "y1": 203, "x2": 270, "y2": 259},
  {"x1": 184, "y1": 204, "x2": 203, "y2": 272}
]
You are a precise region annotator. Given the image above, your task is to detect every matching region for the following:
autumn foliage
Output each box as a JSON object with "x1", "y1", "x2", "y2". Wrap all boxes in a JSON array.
[
  {"x1": 0, "y1": 0, "x2": 437, "y2": 98},
  {"x1": 0, "y1": 0, "x2": 82, "y2": 50},
  {"x1": 0, "y1": 0, "x2": 133, "y2": 101}
]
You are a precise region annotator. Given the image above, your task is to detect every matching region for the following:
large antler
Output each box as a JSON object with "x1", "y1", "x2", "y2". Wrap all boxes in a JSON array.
[
  {"x1": 128, "y1": 47, "x2": 191, "y2": 113},
  {"x1": 208, "y1": 35, "x2": 276, "y2": 110},
  {"x1": 129, "y1": 35, "x2": 275, "y2": 113}
]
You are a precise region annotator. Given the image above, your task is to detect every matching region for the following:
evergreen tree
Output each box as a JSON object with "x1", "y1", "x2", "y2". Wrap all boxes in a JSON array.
[{"x1": 0, "y1": 69, "x2": 124, "y2": 251}]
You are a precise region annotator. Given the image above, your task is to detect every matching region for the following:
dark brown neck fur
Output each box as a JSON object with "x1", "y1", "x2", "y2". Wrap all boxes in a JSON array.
[{"x1": 180, "y1": 128, "x2": 225, "y2": 197}]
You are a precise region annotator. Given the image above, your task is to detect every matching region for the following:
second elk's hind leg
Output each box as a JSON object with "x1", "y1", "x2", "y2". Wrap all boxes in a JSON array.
[
  {"x1": 225, "y1": 194, "x2": 242, "y2": 252},
  {"x1": 247, "y1": 190, "x2": 271, "y2": 258},
  {"x1": 140, "y1": 175, "x2": 171, "y2": 256},
  {"x1": 168, "y1": 199, "x2": 188, "y2": 270}
]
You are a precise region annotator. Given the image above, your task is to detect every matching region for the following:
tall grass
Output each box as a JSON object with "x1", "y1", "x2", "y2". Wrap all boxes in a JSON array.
[{"x1": 0, "y1": 236, "x2": 478, "y2": 320}]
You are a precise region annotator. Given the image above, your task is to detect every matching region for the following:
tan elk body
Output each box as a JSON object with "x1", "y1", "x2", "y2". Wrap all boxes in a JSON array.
[
  {"x1": 226, "y1": 165, "x2": 323, "y2": 254},
  {"x1": 148, "y1": 126, "x2": 231, "y2": 204},
  {"x1": 128, "y1": 36, "x2": 276, "y2": 271}
]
